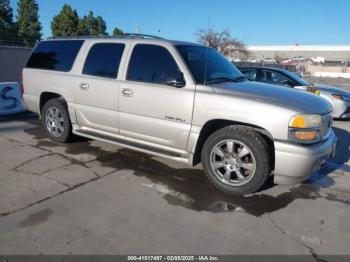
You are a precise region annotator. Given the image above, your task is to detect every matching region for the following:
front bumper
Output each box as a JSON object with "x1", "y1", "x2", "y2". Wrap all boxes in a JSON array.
[{"x1": 273, "y1": 130, "x2": 337, "y2": 185}]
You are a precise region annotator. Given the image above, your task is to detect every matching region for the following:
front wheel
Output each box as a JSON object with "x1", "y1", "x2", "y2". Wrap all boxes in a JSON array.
[{"x1": 201, "y1": 125, "x2": 272, "y2": 195}]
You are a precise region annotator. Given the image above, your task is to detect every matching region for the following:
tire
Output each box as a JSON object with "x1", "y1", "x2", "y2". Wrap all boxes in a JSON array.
[
  {"x1": 41, "y1": 98, "x2": 73, "y2": 143},
  {"x1": 201, "y1": 125, "x2": 272, "y2": 195}
]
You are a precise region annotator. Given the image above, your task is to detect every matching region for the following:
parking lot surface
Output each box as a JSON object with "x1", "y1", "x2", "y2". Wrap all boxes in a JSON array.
[{"x1": 0, "y1": 112, "x2": 350, "y2": 255}]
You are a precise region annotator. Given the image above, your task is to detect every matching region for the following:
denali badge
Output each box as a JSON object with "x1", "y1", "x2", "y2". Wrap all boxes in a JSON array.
[{"x1": 165, "y1": 116, "x2": 186, "y2": 123}]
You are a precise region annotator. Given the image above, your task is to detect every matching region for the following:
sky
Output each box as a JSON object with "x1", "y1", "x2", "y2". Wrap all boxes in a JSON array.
[{"x1": 10, "y1": 0, "x2": 350, "y2": 45}]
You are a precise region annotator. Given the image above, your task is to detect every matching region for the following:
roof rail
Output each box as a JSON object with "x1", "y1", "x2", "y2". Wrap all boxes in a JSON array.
[
  {"x1": 123, "y1": 33, "x2": 164, "y2": 39},
  {"x1": 47, "y1": 33, "x2": 164, "y2": 40}
]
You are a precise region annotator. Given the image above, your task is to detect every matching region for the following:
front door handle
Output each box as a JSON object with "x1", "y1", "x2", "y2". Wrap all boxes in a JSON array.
[
  {"x1": 80, "y1": 83, "x2": 89, "y2": 91},
  {"x1": 121, "y1": 88, "x2": 133, "y2": 97}
]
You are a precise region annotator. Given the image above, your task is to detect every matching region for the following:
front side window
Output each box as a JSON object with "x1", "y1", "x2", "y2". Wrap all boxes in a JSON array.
[
  {"x1": 26, "y1": 40, "x2": 84, "y2": 72},
  {"x1": 260, "y1": 70, "x2": 291, "y2": 86},
  {"x1": 83, "y1": 43, "x2": 125, "y2": 78},
  {"x1": 241, "y1": 69, "x2": 257, "y2": 81},
  {"x1": 175, "y1": 45, "x2": 244, "y2": 85},
  {"x1": 283, "y1": 70, "x2": 310, "y2": 86},
  {"x1": 126, "y1": 44, "x2": 179, "y2": 84}
]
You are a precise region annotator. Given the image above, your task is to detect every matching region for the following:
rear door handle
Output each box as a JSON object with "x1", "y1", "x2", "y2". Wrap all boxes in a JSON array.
[
  {"x1": 121, "y1": 88, "x2": 133, "y2": 97},
  {"x1": 80, "y1": 83, "x2": 89, "y2": 90}
]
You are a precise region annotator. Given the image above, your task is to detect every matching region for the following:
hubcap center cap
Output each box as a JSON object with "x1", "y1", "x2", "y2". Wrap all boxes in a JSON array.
[
  {"x1": 225, "y1": 156, "x2": 240, "y2": 170},
  {"x1": 227, "y1": 156, "x2": 238, "y2": 166}
]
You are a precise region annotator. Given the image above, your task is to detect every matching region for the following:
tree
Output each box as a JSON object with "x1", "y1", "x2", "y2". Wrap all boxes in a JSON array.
[
  {"x1": 78, "y1": 11, "x2": 107, "y2": 36},
  {"x1": 51, "y1": 4, "x2": 79, "y2": 37},
  {"x1": 0, "y1": 0, "x2": 18, "y2": 45},
  {"x1": 196, "y1": 28, "x2": 251, "y2": 61},
  {"x1": 17, "y1": 0, "x2": 41, "y2": 47},
  {"x1": 274, "y1": 52, "x2": 284, "y2": 63},
  {"x1": 112, "y1": 27, "x2": 123, "y2": 36}
]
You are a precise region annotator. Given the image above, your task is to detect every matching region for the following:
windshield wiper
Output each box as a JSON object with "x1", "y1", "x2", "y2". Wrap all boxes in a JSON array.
[{"x1": 206, "y1": 76, "x2": 245, "y2": 84}]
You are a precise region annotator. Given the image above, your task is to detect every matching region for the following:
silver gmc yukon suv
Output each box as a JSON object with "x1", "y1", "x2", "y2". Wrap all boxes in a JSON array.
[{"x1": 23, "y1": 34, "x2": 337, "y2": 195}]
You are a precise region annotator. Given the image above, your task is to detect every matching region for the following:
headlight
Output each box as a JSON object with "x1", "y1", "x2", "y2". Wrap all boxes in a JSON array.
[
  {"x1": 289, "y1": 114, "x2": 322, "y2": 143},
  {"x1": 331, "y1": 94, "x2": 343, "y2": 100}
]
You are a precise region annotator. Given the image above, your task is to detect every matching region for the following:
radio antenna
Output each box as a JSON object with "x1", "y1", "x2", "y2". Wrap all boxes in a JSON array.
[{"x1": 203, "y1": 16, "x2": 210, "y2": 86}]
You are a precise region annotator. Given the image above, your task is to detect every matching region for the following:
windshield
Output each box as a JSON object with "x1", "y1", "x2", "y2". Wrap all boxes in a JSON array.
[{"x1": 175, "y1": 45, "x2": 245, "y2": 85}]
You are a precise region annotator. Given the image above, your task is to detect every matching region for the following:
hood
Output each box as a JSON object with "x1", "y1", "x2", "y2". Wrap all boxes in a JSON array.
[
  {"x1": 313, "y1": 84, "x2": 350, "y2": 98},
  {"x1": 212, "y1": 81, "x2": 332, "y2": 115}
]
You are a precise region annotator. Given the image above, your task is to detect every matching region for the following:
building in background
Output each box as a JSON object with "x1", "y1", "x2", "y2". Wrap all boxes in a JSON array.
[
  {"x1": 247, "y1": 45, "x2": 350, "y2": 64},
  {"x1": 244, "y1": 45, "x2": 350, "y2": 78}
]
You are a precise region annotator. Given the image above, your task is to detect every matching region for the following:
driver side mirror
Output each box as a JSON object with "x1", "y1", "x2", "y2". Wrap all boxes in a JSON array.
[{"x1": 164, "y1": 71, "x2": 186, "y2": 88}]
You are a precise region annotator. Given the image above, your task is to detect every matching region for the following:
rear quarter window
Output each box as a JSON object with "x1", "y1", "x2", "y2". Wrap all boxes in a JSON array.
[{"x1": 26, "y1": 40, "x2": 84, "y2": 72}]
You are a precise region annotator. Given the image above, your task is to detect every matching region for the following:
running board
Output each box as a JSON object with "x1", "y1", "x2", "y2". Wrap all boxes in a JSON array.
[{"x1": 73, "y1": 128, "x2": 188, "y2": 161}]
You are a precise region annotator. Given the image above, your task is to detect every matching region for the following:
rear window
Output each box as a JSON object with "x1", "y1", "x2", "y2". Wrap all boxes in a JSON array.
[
  {"x1": 82, "y1": 43, "x2": 125, "y2": 78},
  {"x1": 26, "y1": 40, "x2": 84, "y2": 72}
]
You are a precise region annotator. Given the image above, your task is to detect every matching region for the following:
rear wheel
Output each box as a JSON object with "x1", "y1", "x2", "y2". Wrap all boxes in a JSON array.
[
  {"x1": 201, "y1": 125, "x2": 272, "y2": 195},
  {"x1": 42, "y1": 98, "x2": 73, "y2": 143}
]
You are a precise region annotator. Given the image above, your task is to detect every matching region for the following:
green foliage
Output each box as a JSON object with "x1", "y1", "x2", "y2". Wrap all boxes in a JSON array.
[
  {"x1": 78, "y1": 11, "x2": 107, "y2": 36},
  {"x1": 112, "y1": 27, "x2": 123, "y2": 36},
  {"x1": 51, "y1": 4, "x2": 79, "y2": 37},
  {"x1": 17, "y1": 0, "x2": 42, "y2": 47},
  {"x1": 0, "y1": 0, "x2": 18, "y2": 45},
  {"x1": 51, "y1": 7, "x2": 108, "y2": 37}
]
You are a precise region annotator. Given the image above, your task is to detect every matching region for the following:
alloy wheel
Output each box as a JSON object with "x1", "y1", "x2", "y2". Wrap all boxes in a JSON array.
[{"x1": 209, "y1": 139, "x2": 256, "y2": 186}]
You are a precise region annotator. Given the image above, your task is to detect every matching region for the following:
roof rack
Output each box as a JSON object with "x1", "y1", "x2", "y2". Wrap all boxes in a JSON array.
[{"x1": 47, "y1": 33, "x2": 164, "y2": 40}]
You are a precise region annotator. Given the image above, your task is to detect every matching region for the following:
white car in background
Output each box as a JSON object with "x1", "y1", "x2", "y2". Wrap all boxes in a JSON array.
[
  {"x1": 310, "y1": 57, "x2": 325, "y2": 64},
  {"x1": 292, "y1": 56, "x2": 306, "y2": 62},
  {"x1": 246, "y1": 58, "x2": 258, "y2": 63},
  {"x1": 262, "y1": 58, "x2": 276, "y2": 63}
]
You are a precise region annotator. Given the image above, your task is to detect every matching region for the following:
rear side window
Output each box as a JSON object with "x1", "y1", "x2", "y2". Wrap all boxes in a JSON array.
[
  {"x1": 126, "y1": 44, "x2": 179, "y2": 84},
  {"x1": 26, "y1": 40, "x2": 84, "y2": 72},
  {"x1": 82, "y1": 43, "x2": 125, "y2": 79}
]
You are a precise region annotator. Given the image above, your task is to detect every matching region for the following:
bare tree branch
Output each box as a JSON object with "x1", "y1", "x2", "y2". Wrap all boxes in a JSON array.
[{"x1": 196, "y1": 28, "x2": 251, "y2": 60}]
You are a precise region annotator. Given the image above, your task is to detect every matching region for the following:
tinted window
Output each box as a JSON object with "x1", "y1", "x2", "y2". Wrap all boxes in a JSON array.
[
  {"x1": 176, "y1": 45, "x2": 244, "y2": 85},
  {"x1": 261, "y1": 70, "x2": 291, "y2": 86},
  {"x1": 82, "y1": 43, "x2": 125, "y2": 78},
  {"x1": 127, "y1": 44, "x2": 179, "y2": 84},
  {"x1": 241, "y1": 69, "x2": 257, "y2": 81},
  {"x1": 27, "y1": 40, "x2": 84, "y2": 72}
]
